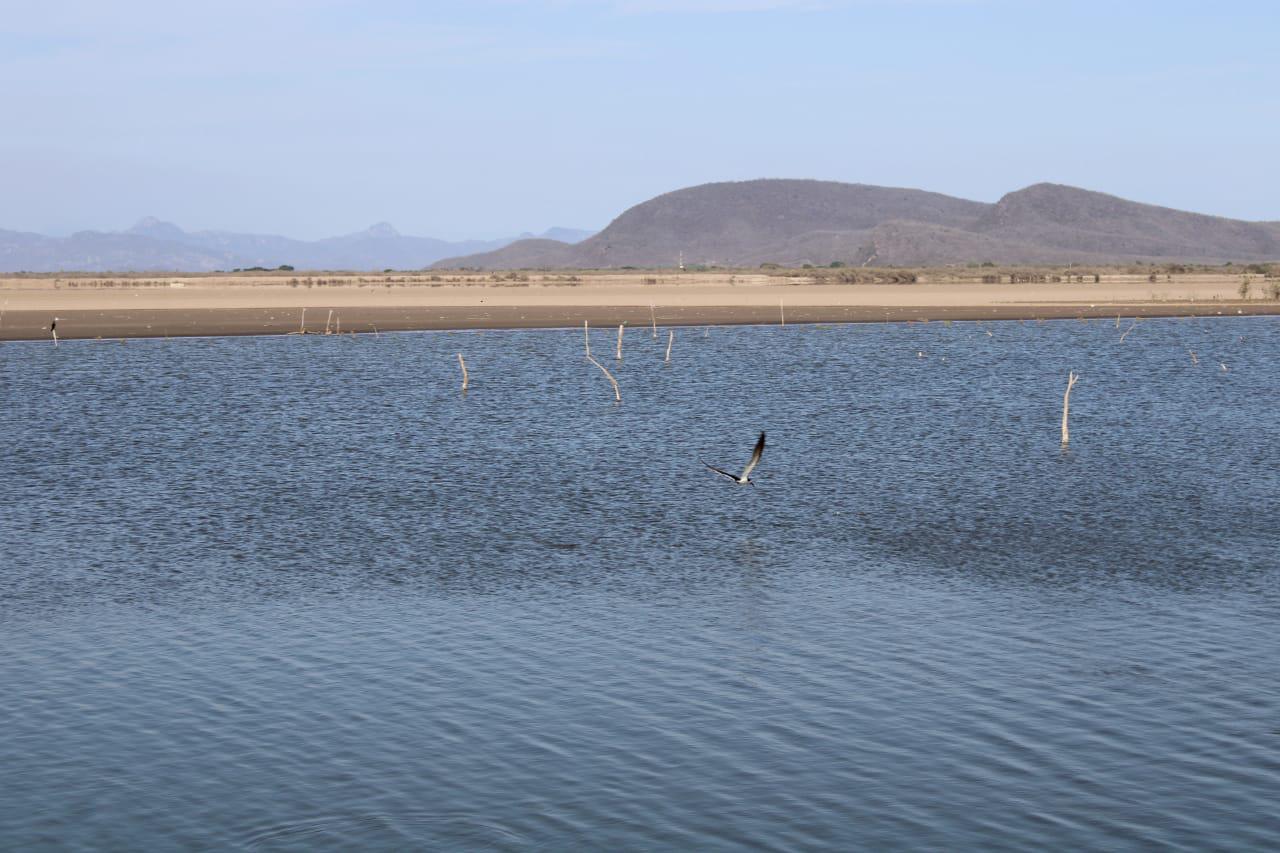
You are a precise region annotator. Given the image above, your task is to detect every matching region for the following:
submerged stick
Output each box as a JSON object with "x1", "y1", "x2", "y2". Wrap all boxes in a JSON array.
[
  {"x1": 458, "y1": 353, "x2": 469, "y2": 391},
  {"x1": 1119, "y1": 319, "x2": 1137, "y2": 343},
  {"x1": 1188, "y1": 349, "x2": 1198, "y2": 365},
  {"x1": 584, "y1": 320, "x2": 591, "y2": 357},
  {"x1": 665, "y1": 329, "x2": 674, "y2": 363},
  {"x1": 616, "y1": 323, "x2": 624, "y2": 360},
  {"x1": 1061, "y1": 371, "x2": 1079, "y2": 446},
  {"x1": 586, "y1": 352, "x2": 621, "y2": 402}
]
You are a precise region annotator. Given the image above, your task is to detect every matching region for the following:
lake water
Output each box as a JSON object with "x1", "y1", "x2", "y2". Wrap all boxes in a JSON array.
[{"x1": 2, "y1": 318, "x2": 1278, "y2": 850}]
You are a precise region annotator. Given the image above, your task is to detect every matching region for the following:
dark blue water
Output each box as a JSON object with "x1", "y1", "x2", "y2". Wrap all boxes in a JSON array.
[{"x1": 2, "y1": 318, "x2": 1278, "y2": 850}]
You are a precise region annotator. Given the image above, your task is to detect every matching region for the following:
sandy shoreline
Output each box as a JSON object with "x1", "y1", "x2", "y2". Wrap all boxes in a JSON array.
[{"x1": 2, "y1": 272, "x2": 1276, "y2": 340}]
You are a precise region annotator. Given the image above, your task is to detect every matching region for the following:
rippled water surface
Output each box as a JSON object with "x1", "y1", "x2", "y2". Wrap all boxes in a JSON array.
[{"x1": 3, "y1": 318, "x2": 1278, "y2": 850}]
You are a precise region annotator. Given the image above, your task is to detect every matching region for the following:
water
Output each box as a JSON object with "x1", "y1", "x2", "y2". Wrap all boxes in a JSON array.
[{"x1": 2, "y1": 318, "x2": 1278, "y2": 850}]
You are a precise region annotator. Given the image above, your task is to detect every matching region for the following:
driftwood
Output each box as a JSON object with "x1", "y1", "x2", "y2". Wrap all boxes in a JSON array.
[
  {"x1": 1061, "y1": 371, "x2": 1079, "y2": 445},
  {"x1": 584, "y1": 321, "x2": 620, "y2": 402}
]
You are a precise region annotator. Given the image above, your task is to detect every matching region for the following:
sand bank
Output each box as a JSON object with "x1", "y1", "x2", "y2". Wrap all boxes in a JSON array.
[{"x1": 1, "y1": 272, "x2": 1275, "y2": 340}]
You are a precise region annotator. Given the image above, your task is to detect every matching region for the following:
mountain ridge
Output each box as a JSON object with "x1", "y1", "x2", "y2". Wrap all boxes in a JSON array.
[
  {"x1": 7, "y1": 180, "x2": 1277, "y2": 272},
  {"x1": 0, "y1": 221, "x2": 595, "y2": 272},
  {"x1": 434, "y1": 180, "x2": 1280, "y2": 269}
]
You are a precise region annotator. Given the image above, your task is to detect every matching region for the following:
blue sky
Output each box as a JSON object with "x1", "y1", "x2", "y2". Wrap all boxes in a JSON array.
[{"x1": 2, "y1": 0, "x2": 1277, "y2": 238}]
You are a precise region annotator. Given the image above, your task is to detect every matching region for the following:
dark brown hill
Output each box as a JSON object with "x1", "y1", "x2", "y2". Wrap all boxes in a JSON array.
[{"x1": 435, "y1": 179, "x2": 1279, "y2": 269}]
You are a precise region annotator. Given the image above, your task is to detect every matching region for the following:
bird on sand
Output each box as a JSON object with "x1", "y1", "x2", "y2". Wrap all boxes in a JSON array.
[{"x1": 701, "y1": 432, "x2": 766, "y2": 486}]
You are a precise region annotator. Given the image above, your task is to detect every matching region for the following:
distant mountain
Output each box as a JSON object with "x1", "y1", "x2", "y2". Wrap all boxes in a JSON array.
[
  {"x1": 0, "y1": 228, "x2": 240, "y2": 273},
  {"x1": 434, "y1": 180, "x2": 1280, "y2": 269},
  {"x1": 127, "y1": 216, "x2": 187, "y2": 241},
  {"x1": 0, "y1": 221, "x2": 596, "y2": 272},
  {"x1": 528, "y1": 226, "x2": 594, "y2": 244}
]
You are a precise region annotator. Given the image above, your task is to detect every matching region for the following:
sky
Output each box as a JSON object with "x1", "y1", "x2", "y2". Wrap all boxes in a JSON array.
[{"x1": 2, "y1": 0, "x2": 1277, "y2": 239}]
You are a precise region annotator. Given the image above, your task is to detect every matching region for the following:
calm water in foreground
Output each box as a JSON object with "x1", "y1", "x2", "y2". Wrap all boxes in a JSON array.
[{"x1": 2, "y1": 318, "x2": 1278, "y2": 850}]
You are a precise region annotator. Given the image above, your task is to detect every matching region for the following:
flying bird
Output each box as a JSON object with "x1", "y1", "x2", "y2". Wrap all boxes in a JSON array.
[{"x1": 701, "y1": 431, "x2": 766, "y2": 485}]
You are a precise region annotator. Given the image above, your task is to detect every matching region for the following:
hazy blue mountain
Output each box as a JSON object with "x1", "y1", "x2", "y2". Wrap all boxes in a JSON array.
[
  {"x1": 0, "y1": 221, "x2": 597, "y2": 272},
  {"x1": 522, "y1": 226, "x2": 594, "y2": 244}
]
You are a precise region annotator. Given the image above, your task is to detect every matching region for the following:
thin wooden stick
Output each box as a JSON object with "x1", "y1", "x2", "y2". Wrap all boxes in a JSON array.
[
  {"x1": 665, "y1": 329, "x2": 674, "y2": 363},
  {"x1": 1061, "y1": 371, "x2": 1079, "y2": 446},
  {"x1": 299, "y1": 308, "x2": 306, "y2": 333},
  {"x1": 458, "y1": 352, "x2": 468, "y2": 391},
  {"x1": 586, "y1": 352, "x2": 621, "y2": 402},
  {"x1": 650, "y1": 303, "x2": 657, "y2": 338},
  {"x1": 616, "y1": 323, "x2": 624, "y2": 360},
  {"x1": 324, "y1": 309, "x2": 333, "y2": 335},
  {"x1": 1119, "y1": 319, "x2": 1137, "y2": 343},
  {"x1": 1115, "y1": 313, "x2": 1121, "y2": 329},
  {"x1": 51, "y1": 317, "x2": 58, "y2": 347},
  {"x1": 780, "y1": 298, "x2": 786, "y2": 327},
  {"x1": 584, "y1": 319, "x2": 591, "y2": 356},
  {"x1": 335, "y1": 315, "x2": 341, "y2": 335}
]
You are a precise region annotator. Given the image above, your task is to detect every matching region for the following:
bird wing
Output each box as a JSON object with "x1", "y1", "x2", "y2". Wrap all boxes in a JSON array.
[
  {"x1": 700, "y1": 459, "x2": 739, "y2": 481},
  {"x1": 739, "y1": 431, "x2": 766, "y2": 479}
]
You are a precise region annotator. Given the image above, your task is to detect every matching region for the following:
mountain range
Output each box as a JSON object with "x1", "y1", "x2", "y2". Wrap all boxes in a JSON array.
[
  {"x1": 433, "y1": 180, "x2": 1280, "y2": 269},
  {"x1": 0, "y1": 221, "x2": 595, "y2": 273},
  {"x1": 6, "y1": 180, "x2": 1277, "y2": 272}
]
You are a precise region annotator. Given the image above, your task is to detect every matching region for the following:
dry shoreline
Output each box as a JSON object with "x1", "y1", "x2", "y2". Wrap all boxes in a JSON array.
[{"x1": 2, "y1": 272, "x2": 1276, "y2": 341}]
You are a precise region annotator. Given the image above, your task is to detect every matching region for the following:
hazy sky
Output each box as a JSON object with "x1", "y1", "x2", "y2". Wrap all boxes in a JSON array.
[{"x1": 3, "y1": 0, "x2": 1277, "y2": 239}]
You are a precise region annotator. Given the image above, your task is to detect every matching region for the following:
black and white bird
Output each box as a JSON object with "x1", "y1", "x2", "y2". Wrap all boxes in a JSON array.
[{"x1": 701, "y1": 431, "x2": 766, "y2": 486}]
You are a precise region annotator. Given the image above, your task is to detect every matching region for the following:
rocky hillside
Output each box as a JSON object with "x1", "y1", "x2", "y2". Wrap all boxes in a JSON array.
[{"x1": 435, "y1": 180, "x2": 1280, "y2": 269}]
